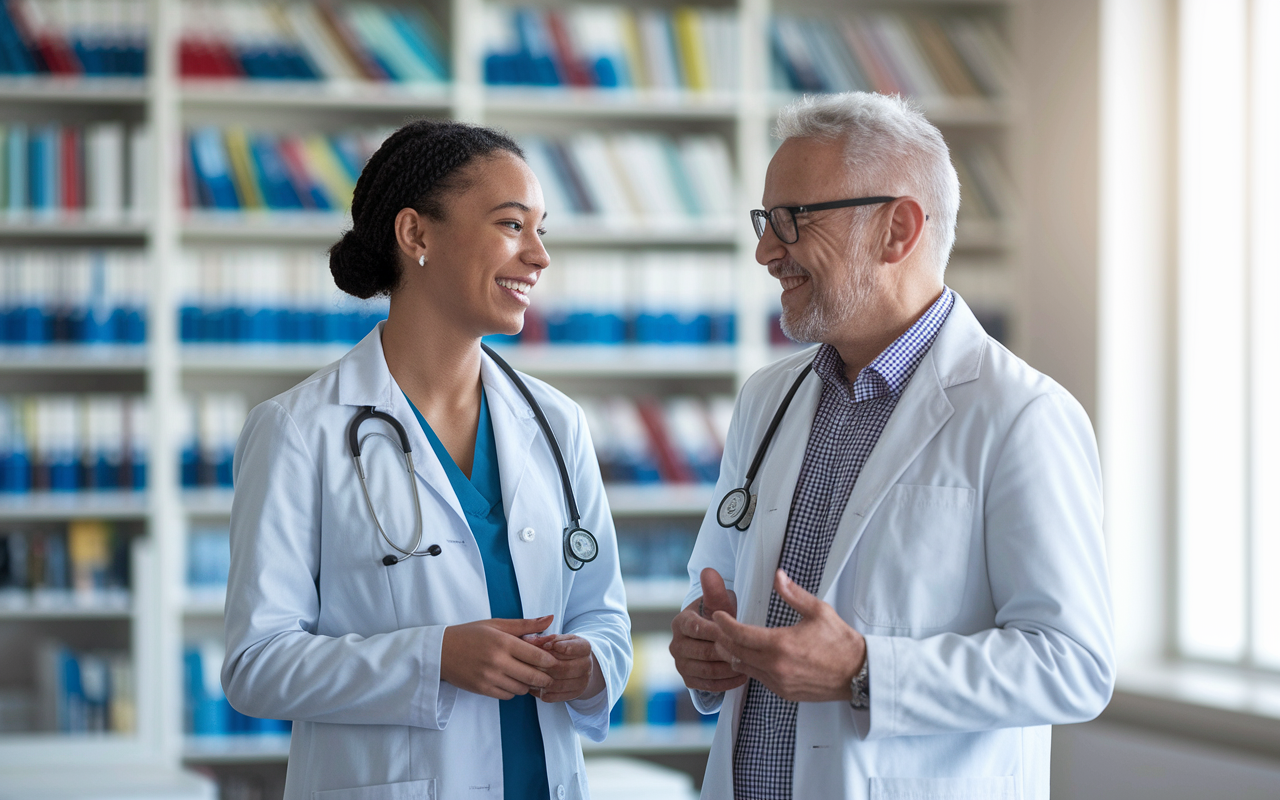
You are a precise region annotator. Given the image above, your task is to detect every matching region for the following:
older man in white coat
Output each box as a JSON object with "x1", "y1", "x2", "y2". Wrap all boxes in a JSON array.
[{"x1": 670, "y1": 92, "x2": 1114, "y2": 800}]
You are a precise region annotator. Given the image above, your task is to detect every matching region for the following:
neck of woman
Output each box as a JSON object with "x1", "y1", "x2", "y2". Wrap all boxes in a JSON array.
[{"x1": 380, "y1": 294, "x2": 484, "y2": 426}]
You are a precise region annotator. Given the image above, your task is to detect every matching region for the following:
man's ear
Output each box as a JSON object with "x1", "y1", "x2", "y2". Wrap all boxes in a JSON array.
[
  {"x1": 394, "y1": 207, "x2": 431, "y2": 265},
  {"x1": 879, "y1": 197, "x2": 927, "y2": 265}
]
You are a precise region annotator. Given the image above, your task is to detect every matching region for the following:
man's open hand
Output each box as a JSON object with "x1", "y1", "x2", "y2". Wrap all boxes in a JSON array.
[
  {"x1": 708, "y1": 569, "x2": 866, "y2": 703},
  {"x1": 670, "y1": 568, "x2": 748, "y2": 693}
]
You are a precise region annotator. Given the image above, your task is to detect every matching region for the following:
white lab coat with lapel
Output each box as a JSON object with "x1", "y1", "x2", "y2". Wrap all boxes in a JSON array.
[
  {"x1": 686, "y1": 295, "x2": 1114, "y2": 800},
  {"x1": 222, "y1": 323, "x2": 632, "y2": 800}
]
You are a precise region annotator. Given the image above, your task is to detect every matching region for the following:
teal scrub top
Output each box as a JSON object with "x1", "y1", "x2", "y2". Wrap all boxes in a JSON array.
[{"x1": 404, "y1": 389, "x2": 551, "y2": 800}]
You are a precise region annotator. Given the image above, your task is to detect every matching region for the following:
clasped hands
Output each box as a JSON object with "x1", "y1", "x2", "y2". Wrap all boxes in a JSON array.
[
  {"x1": 670, "y1": 567, "x2": 866, "y2": 703},
  {"x1": 441, "y1": 615, "x2": 603, "y2": 703}
]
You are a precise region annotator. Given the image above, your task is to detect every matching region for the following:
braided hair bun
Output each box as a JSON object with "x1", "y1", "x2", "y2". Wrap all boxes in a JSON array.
[{"x1": 329, "y1": 119, "x2": 525, "y2": 299}]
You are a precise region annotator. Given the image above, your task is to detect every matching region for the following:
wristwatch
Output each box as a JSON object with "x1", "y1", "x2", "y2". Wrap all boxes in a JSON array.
[{"x1": 849, "y1": 660, "x2": 870, "y2": 709}]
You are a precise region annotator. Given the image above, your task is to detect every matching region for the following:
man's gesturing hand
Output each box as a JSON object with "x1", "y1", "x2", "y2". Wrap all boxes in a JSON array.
[
  {"x1": 670, "y1": 568, "x2": 748, "y2": 693},
  {"x1": 441, "y1": 616, "x2": 558, "y2": 700},
  {"x1": 708, "y1": 569, "x2": 866, "y2": 703}
]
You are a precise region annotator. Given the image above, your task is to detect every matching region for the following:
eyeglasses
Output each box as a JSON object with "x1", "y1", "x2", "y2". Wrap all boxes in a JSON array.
[{"x1": 750, "y1": 196, "x2": 897, "y2": 244}]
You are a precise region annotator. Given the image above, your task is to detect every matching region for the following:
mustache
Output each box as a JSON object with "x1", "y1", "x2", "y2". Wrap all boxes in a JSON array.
[{"x1": 768, "y1": 258, "x2": 810, "y2": 280}]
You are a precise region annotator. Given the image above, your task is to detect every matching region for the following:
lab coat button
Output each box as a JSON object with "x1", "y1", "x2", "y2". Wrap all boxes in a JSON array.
[
  {"x1": 556, "y1": 786, "x2": 565, "y2": 799},
  {"x1": 519, "y1": 527, "x2": 536, "y2": 542}
]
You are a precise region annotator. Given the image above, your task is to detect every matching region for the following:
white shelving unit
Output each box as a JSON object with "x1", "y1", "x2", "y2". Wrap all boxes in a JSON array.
[{"x1": 0, "y1": 0, "x2": 1024, "y2": 784}]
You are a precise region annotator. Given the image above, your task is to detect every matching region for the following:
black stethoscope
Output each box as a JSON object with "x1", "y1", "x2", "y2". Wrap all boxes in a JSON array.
[
  {"x1": 716, "y1": 361, "x2": 814, "y2": 530},
  {"x1": 347, "y1": 343, "x2": 599, "y2": 571}
]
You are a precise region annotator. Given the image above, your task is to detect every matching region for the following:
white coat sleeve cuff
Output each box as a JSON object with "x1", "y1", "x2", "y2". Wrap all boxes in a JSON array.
[
  {"x1": 566, "y1": 636, "x2": 615, "y2": 742},
  {"x1": 692, "y1": 688, "x2": 724, "y2": 715},
  {"x1": 853, "y1": 635, "x2": 895, "y2": 740},
  {"x1": 415, "y1": 625, "x2": 458, "y2": 730}
]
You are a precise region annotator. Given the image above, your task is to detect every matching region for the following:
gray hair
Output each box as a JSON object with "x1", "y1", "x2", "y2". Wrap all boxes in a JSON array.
[{"x1": 774, "y1": 92, "x2": 960, "y2": 276}]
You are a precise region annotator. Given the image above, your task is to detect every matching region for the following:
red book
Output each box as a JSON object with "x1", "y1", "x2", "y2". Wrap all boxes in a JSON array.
[
  {"x1": 276, "y1": 136, "x2": 321, "y2": 210},
  {"x1": 61, "y1": 127, "x2": 82, "y2": 210},
  {"x1": 544, "y1": 11, "x2": 590, "y2": 87},
  {"x1": 636, "y1": 399, "x2": 694, "y2": 484}
]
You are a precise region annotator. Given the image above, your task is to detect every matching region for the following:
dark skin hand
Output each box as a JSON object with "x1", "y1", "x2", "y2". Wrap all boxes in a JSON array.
[
  {"x1": 522, "y1": 634, "x2": 606, "y2": 704},
  {"x1": 440, "y1": 615, "x2": 559, "y2": 701},
  {"x1": 670, "y1": 568, "x2": 749, "y2": 693},
  {"x1": 707, "y1": 569, "x2": 866, "y2": 703}
]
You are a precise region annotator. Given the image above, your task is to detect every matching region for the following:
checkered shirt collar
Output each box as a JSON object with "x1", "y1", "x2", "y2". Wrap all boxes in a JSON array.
[{"x1": 811, "y1": 288, "x2": 956, "y2": 403}]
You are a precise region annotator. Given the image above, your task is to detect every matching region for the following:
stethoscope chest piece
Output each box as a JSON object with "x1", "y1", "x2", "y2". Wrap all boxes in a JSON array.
[
  {"x1": 563, "y1": 526, "x2": 599, "y2": 571},
  {"x1": 717, "y1": 487, "x2": 757, "y2": 530}
]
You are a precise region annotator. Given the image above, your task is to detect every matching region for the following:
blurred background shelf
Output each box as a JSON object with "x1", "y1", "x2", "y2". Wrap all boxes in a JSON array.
[
  {"x1": 0, "y1": 218, "x2": 149, "y2": 240},
  {"x1": 483, "y1": 88, "x2": 739, "y2": 119},
  {"x1": 0, "y1": 77, "x2": 148, "y2": 104},
  {"x1": 0, "y1": 345, "x2": 147, "y2": 372},
  {"x1": 180, "y1": 80, "x2": 452, "y2": 110},
  {"x1": 0, "y1": 491, "x2": 148, "y2": 521},
  {"x1": 580, "y1": 723, "x2": 717, "y2": 755}
]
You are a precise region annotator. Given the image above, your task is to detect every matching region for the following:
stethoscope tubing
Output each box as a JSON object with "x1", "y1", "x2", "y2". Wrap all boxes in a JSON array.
[{"x1": 742, "y1": 361, "x2": 814, "y2": 493}]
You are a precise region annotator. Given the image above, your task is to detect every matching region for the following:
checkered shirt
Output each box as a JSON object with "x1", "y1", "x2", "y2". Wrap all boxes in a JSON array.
[{"x1": 732, "y1": 289, "x2": 955, "y2": 800}]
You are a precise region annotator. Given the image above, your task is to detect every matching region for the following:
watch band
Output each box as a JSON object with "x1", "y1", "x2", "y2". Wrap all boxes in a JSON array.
[{"x1": 850, "y1": 660, "x2": 870, "y2": 709}]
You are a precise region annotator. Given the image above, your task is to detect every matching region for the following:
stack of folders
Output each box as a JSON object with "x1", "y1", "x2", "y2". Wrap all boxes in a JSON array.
[
  {"x1": 0, "y1": 395, "x2": 147, "y2": 493},
  {"x1": 183, "y1": 127, "x2": 387, "y2": 213},
  {"x1": 578, "y1": 395, "x2": 732, "y2": 485},
  {"x1": 179, "y1": 0, "x2": 447, "y2": 83},
  {"x1": 953, "y1": 144, "x2": 1016, "y2": 223},
  {"x1": 0, "y1": 250, "x2": 147, "y2": 344},
  {"x1": 484, "y1": 4, "x2": 737, "y2": 92},
  {"x1": 178, "y1": 393, "x2": 247, "y2": 490},
  {"x1": 519, "y1": 133, "x2": 735, "y2": 231},
  {"x1": 493, "y1": 251, "x2": 735, "y2": 346},
  {"x1": 1, "y1": 123, "x2": 152, "y2": 219},
  {"x1": 613, "y1": 632, "x2": 712, "y2": 727},
  {"x1": 771, "y1": 11, "x2": 1013, "y2": 99},
  {"x1": 185, "y1": 640, "x2": 290, "y2": 737},
  {"x1": 0, "y1": 0, "x2": 148, "y2": 76},
  {"x1": 30, "y1": 643, "x2": 134, "y2": 734},
  {"x1": 180, "y1": 249, "x2": 389, "y2": 343},
  {"x1": 0, "y1": 521, "x2": 131, "y2": 611}
]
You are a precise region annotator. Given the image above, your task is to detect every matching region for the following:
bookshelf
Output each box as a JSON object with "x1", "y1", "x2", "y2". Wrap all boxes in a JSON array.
[{"x1": 0, "y1": 0, "x2": 1026, "y2": 791}]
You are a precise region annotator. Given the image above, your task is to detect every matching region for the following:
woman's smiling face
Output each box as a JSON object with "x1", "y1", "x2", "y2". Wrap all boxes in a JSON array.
[{"x1": 400, "y1": 150, "x2": 550, "y2": 339}]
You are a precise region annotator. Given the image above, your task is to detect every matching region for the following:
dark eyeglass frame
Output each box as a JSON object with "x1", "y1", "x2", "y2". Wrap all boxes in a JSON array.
[{"x1": 751, "y1": 196, "x2": 898, "y2": 244}]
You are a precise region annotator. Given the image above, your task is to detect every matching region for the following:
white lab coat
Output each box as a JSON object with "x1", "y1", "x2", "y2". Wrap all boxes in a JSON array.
[
  {"x1": 685, "y1": 295, "x2": 1114, "y2": 800},
  {"x1": 222, "y1": 324, "x2": 632, "y2": 800}
]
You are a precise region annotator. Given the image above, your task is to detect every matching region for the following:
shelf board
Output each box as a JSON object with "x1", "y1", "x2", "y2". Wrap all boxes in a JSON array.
[
  {"x1": 184, "y1": 484, "x2": 711, "y2": 522},
  {"x1": 0, "y1": 216, "x2": 148, "y2": 239},
  {"x1": 181, "y1": 724, "x2": 713, "y2": 764},
  {"x1": 582, "y1": 722, "x2": 717, "y2": 755},
  {"x1": 183, "y1": 587, "x2": 226, "y2": 617},
  {"x1": 0, "y1": 76, "x2": 148, "y2": 104},
  {"x1": 0, "y1": 590, "x2": 131, "y2": 619},
  {"x1": 180, "y1": 212, "x2": 735, "y2": 246},
  {"x1": 181, "y1": 79, "x2": 451, "y2": 111},
  {"x1": 180, "y1": 343, "x2": 737, "y2": 378},
  {"x1": 484, "y1": 87, "x2": 738, "y2": 119},
  {"x1": 182, "y1": 733, "x2": 292, "y2": 764},
  {"x1": 605, "y1": 483, "x2": 715, "y2": 516},
  {"x1": 0, "y1": 344, "x2": 147, "y2": 372},
  {"x1": 0, "y1": 491, "x2": 148, "y2": 521},
  {"x1": 623, "y1": 578, "x2": 691, "y2": 612}
]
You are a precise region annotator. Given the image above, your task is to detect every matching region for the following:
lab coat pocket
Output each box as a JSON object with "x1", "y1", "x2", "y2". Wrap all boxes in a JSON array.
[
  {"x1": 312, "y1": 779, "x2": 438, "y2": 800},
  {"x1": 853, "y1": 485, "x2": 975, "y2": 629},
  {"x1": 869, "y1": 776, "x2": 1016, "y2": 799}
]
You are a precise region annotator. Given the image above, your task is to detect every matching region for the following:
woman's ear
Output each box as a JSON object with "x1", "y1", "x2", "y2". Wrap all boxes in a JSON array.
[{"x1": 394, "y1": 207, "x2": 430, "y2": 267}]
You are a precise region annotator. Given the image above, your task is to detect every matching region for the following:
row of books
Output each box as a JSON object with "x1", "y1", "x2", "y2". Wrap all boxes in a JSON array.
[
  {"x1": 613, "y1": 632, "x2": 711, "y2": 727},
  {"x1": 179, "y1": 393, "x2": 246, "y2": 489},
  {"x1": 184, "y1": 640, "x2": 291, "y2": 736},
  {"x1": 0, "y1": 395, "x2": 148, "y2": 493},
  {"x1": 2, "y1": 122, "x2": 151, "y2": 219},
  {"x1": 519, "y1": 132, "x2": 735, "y2": 228},
  {"x1": 490, "y1": 250, "x2": 736, "y2": 346},
  {"x1": 180, "y1": 0, "x2": 446, "y2": 83},
  {"x1": 616, "y1": 522, "x2": 696, "y2": 583},
  {"x1": 0, "y1": 250, "x2": 147, "y2": 344},
  {"x1": 33, "y1": 643, "x2": 134, "y2": 733},
  {"x1": 0, "y1": 522, "x2": 130, "y2": 607},
  {"x1": 484, "y1": 5, "x2": 737, "y2": 92},
  {"x1": 954, "y1": 144, "x2": 1015, "y2": 222},
  {"x1": 180, "y1": 249, "x2": 388, "y2": 343},
  {"x1": 0, "y1": 0, "x2": 147, "y2": 76},
  {"x1": 580, "y1": 395, "x2": 731, "y2": 485},
  {"x1": 183, "y1": 126, "x2": 384, "y2": 213},
  {"x1": 771, "y1": 12, "x2": 1012, "y2": 99}
]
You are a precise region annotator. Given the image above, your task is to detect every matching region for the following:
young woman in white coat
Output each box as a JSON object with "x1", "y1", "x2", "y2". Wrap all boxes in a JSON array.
[{"x1": 222, "y1": 120, "x2": 632, "y2": 800}]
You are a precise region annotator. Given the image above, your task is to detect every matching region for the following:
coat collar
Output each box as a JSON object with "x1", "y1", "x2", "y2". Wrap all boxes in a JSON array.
[{"x1": 337, "y1": 323, "x2": 541, "y2": 529}]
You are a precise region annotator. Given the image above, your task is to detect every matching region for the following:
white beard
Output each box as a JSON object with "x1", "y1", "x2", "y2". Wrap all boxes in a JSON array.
[{"x1": 776, "y1": 235, "x2": 878, "y2": 344}]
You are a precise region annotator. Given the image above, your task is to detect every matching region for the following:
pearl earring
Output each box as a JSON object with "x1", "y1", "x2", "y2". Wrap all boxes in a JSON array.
[{"x1": 418, "y1": 255, "x2": 426, "y2": 267}]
